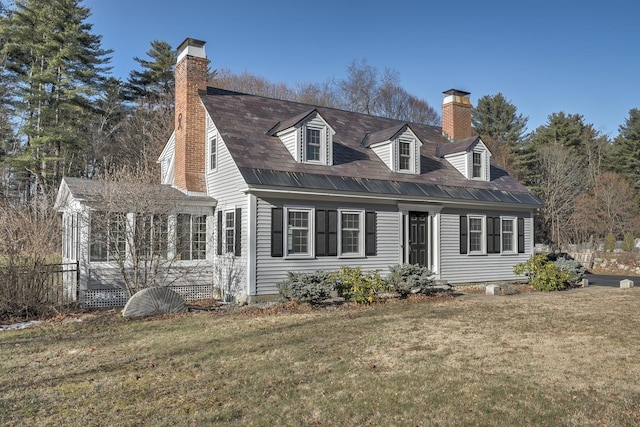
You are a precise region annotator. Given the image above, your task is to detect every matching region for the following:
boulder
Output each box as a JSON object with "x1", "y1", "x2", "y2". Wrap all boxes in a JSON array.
[{"x1": 122, "y1": 287, "x2": 187, "y2": 318}]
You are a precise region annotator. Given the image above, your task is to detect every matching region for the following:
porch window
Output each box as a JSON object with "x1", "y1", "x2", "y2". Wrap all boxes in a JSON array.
[
  {"x1": 135, "y1": 214, "x2": 168, "y2": 259},
  {"x1": 90, "y1": 212, "x2": 126, "y2": 262},
  {"x1": 177, "y1": 214, "x2": 207, "y2": 260}
]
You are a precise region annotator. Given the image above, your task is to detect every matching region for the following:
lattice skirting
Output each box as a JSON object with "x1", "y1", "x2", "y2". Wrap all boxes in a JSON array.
[{"x1": 79, "y1": 284, "x2": 214, "y2": 308}]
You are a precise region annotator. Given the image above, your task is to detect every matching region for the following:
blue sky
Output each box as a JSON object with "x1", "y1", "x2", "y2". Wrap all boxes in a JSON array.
[{"x1": 83, "y1": 0, "x2": 640, "y2": 138}]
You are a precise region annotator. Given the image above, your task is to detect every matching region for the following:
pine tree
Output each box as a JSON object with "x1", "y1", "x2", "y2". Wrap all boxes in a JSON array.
[
  {"x1": 614, "y1": 108, "x2": 640, "y2": 193},
  {"x1": 0, "y1": 0, "x2": 111, "y2": 197},
  {"x1": 472, "y1": 93, "x2": 528, "y2": 146},
  {"x1": 126, "y1": 40, "x2": 175, "y2": 111}
]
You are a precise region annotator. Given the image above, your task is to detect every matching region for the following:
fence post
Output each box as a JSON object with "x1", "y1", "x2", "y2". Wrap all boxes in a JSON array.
[{"x1": 76, "y1": 260, "x2": 80, "y2": 302}]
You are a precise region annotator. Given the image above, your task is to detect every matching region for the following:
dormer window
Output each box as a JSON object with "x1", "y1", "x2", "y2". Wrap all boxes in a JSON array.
[
  {"x1": 305, "y1": 127, "x2": 322, "y2": 162},
  {"x1": 363, "y1": 124, "x2": 422, "y2": 175},
  {"x1": 440, "y1": 136, "x2": 491, "y2": 182},
  {"x1": 399, "y1": 140, "x2": 412, "y2": 171},
  {"x1": 472, "y1": 152, "x2": 482, "y2": 178},
  {"x1": 269, "y1": 109, "x2": 334, "y2": 166}
]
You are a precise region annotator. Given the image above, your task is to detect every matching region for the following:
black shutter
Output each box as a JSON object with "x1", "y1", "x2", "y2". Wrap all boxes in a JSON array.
[
  {"x1": 327, "y1": 210, "x2": 338, "y2": 256},
  {"x1": 315, "y1": 210, "x2": 327, "y2": 256},
  {"x1": 217, "y1": 211, "x2": 222, "y2": 256},
  {"x1": 487, "y1": 217, "x2": 501, "y2": 254},
  {"x1": 460, "y1": 215, "x2": 468, "y2": 254},
  {"x1": 271, "y1": 208, "x2": 283, "y2": 257},
  {"x1": 487, "y1": 217, "x2": 495, "y2": 254},
  {"x1": 518, "y1": 217, "x2": 525, "y2": 253},
  {"x1": 235, "y1": 207, "x2": 242, "y2": 256},
  {"x1": 365, "y1": 211, "x2": 376, "y2": 256}
]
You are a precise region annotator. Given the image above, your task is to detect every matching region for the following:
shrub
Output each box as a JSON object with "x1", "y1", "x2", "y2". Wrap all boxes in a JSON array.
[
  {"x1": 514, "y1": 254, "x2": 572, "y2": 292},
  {"x1": 604, "y1": 233, "x2": 616, "y2": 252},
  {"x1": 332, "y1": 266, "x2": 388, "y2": 304},
  {"x1": 552, "y1": 256, "x2": 586, "y2": 286},
  {"x1": 276, "y1": 271, "x2": 335, "y2": 303},
  {"x1": 622, "y1": 233, "x2": 635, "y2": 252},
  {"x1": 387, "y1": 264, "x2": 435, "y2": 297}
]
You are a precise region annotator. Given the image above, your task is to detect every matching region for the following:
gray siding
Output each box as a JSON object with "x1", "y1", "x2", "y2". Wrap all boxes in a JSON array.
[
  {"x1": 255, "y1": 197, "x2": 402, "y2": 295},
  {"x1": 371, "y1": 143, "x2": 392, "y2": 170},
  {"x1": 278, "y1": 128, "x2": 298, "y2": 161},
  {"x1": 439, "y1": 209, "x2": 533, "y2": 283},
  {"x1": 444, "y1": 152, "x2": 467, "y2": 177}
]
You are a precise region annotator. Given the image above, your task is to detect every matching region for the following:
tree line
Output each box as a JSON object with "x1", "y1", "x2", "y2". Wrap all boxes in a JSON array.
[{"x1": 1, "y1": 0, "x2": 638, "y2": 249}]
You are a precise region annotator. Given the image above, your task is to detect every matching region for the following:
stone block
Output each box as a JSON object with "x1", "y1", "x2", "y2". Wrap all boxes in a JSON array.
[
  {"x1": 620, "y1": 279, "x2": 635, "y2": 289},
  {"x1": 486, "y1": 284, "x2": 501, "y2": 295},
  {"x1": 581, "y1": 278, "x2": 589, "y2": 288}
]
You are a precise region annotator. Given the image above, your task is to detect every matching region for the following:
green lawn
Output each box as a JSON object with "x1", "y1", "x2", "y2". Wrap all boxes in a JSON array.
[{"x1": 2, "y1": 287, "x2": 640, "y2": 426}]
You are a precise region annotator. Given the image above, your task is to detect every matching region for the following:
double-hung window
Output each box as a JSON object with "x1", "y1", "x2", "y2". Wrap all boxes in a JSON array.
[
  {"x1": 468, "y1": 216, "x2": 484, "y2": 254},
  {"x1": 339, "y1": 210, "x2": 363, "y2": 257},
  {"x1": 305, "y1": 127, "x2": 321, "y2": 162},
  {"x1": 287, "y1": 208, "x2": 312, "y2": 257},
  {"x1": 501, "y1": 218, "x2": 516, "y2": 253},
  {"x1": 399, "y1": 141, "x2": 412, "y2": 171},
  {"x1": 472, "y1": 152, "x2": 483, "y2": 179},
  {"x1": 177, "y1": 214, "x2": 207, "y2": 260},
  {"x1": 209, "y1": 136, "x2": 217, "y2": 170},
  {"x1": 224, "y1": 211, "x2": 235, "y2": 253}
]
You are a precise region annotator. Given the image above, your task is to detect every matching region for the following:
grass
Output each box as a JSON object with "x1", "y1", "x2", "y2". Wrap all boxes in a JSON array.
[{"x1": 2, "y1": 287, "x2": 640, "y2": 426}]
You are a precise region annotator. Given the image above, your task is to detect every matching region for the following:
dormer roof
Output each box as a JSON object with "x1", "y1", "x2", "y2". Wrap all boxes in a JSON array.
[
  {"x1": 267, "y1": 108, "x2": 335, "y2": 136},
  {"x1": 362, "y1": 123, "x2": 422, "y2": 148},
  {"x1": 438, "y1": 136, "x2": 480, "y2": 157}
]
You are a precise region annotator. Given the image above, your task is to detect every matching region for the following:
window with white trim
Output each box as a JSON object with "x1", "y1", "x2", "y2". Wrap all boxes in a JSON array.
[
  {"x1": 209, "y1": 136, "x2": 217, "y2": 170},
  {"x1": 177, "y1": 214, "x2": 207, "y2": 260},
  {"x1": 90, "y1": 211, "x2": 126, "y2": 262},
  {"x1": 224, "y1": 210, "x2": 235, "y2": 254},
  {"x1": 501, "y1": 217, "x2": 516, "y2": 253},
  {"x1": 339, "y1": 210, "x2": 364, "y2": 256},
  {"x1": 286, "y1": 208, "x2": 313, "y2": 256},
  {"x1": 468, "y1": 216, "x2": 485, "y2": 254},
  {"x1": 305, "y1": 127, "x2": 321, "y2": 162},
  {"x1": 472, "y1": 152, "x2": 482, "y2": 178},
  {"x1": 399, "y1": 141, "x2": 411, "y2": 171}
]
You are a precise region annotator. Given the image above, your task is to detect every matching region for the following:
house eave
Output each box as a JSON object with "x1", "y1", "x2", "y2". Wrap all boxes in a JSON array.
[{"x1": 242, "y1": 184, "x2": 542, "y2": 210}]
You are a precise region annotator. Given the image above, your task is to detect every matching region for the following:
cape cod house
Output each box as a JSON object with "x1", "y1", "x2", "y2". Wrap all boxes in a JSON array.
[{"x1": 56, "y1": 38, "x2": 542, "y2": 304}]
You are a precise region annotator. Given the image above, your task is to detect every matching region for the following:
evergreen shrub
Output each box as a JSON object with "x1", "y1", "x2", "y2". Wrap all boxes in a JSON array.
[
  {"x1": 276, "y1": 271, "x2": 335, "y2": 303},
  {"x1": 514, "y1": 254, "x2": 572, "y2": 292},
  {"x1": 386, "y1": 264, "x2": 435, "y2": 297}
]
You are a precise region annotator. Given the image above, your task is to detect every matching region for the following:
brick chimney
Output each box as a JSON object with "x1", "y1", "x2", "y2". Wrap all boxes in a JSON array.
[
  {"x1": 174, "y1": 38, "x2": 208, "y2": 193},
  {"x1": 442, "y1": 89, "x2": 473, "y2": 141}
]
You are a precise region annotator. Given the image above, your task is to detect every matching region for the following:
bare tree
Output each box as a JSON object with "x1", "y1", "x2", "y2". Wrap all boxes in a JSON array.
[
  {"x1": 0, "y1": 194, "x2": 62, "y2": 318},
  {"x1": 533, "y1": 144, "x2": 588, "y2": 246},
  {"x1": 89, "y1": 167, "x2": 179, "y2": 296}
]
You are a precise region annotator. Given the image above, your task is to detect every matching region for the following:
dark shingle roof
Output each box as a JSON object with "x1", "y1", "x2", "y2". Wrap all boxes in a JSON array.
[
  {"x1": 62, "y1": 177, "x2": 215, "y2": 208},
  {"x1": 438, "y1": 136, "x2": 479, "y2": 157},
  {"x1": 200, "y1": 87, "x2": 541, "y2": 206},
  {"x1": 362, "y1": 123, "x2": 412, "y2": 147}
]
